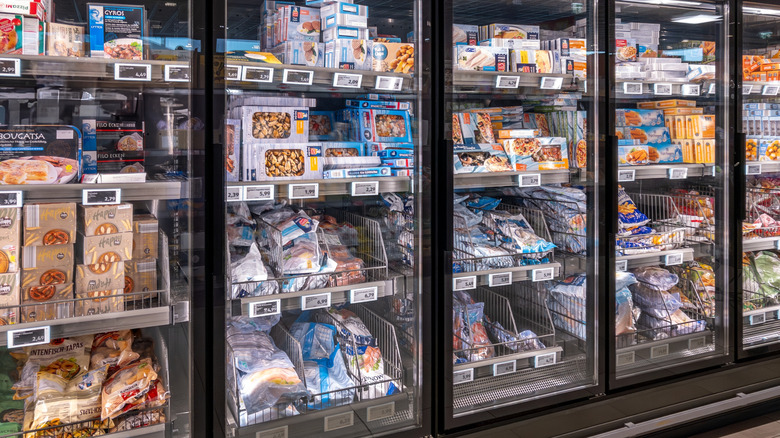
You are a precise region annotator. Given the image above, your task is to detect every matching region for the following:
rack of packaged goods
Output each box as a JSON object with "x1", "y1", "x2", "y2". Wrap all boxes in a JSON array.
[{"x1": 741, "y1": 252, "x2": 780, "y2": 348}]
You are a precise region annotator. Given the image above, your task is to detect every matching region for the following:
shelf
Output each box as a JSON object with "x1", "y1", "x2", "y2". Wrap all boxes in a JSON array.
[
  {"x1": 745, "y1": 161, "x2": 780, "y2": 175},
  {"x1": 454, "y1": 169, "x2": 572, "y2": 190},
  {"x1": 744, "y1": 81, "x2": 780, "y2": 96},
  {"x1": 0, "y1": 307, "x2": 171, "y2": 348},
  {"x1": 618, "y1": 163, "x2": 715, "y2": 181},
  {"x1": 452, "y1": 71, "x2": 581, "y2": 95},
  {"x1": 743, "y1": 236, "x2": 780, "y2": 252},
  {"x1": 616, "y1": 247, "x2": 695, "y2": 270},
  {"x1": 452, "y1": 262, "x2": 561, "y2": 285},
  {"x1": 614, "y1": 79, "x2": 715, "y2": 99},
  {"x1": 100, "y1": 423, "x2": 166, "y2": 438},
  {"x1": 3, "y1": 181, "x2": 185, "y2": 203},
  {"x1": 743, "y1": 306, "x2": 780, "y2": 349},
  {"x1": 227, "y1": 176, "x2": 410, "y2": 199},
  {"x1": 616, "y1": 330, "x2": 715, "y2": 373},
  {"x1": 453, "y1": 346, "x2": 563, "y2": 380}
]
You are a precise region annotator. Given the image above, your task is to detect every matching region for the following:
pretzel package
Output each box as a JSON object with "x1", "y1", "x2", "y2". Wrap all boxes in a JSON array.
[
  {"x1": 124, "y1": 259, "x2": 157, "y2": 300},
  {"x1": 22, "y1": 265, "x2": 74, "y2": 289},
  {"x1": 21, "y1": 244, "x2": 74, "y2": 293},
  {"x1": 0, "y1": 272, "x2": 19, "y2": 324},
  {"x1": 75, "y1": 289, "x2": 123, "y2": 317},
  {"x1": 21, "y1": 283, "x2": 74, "y2": 323},
  {"x1": 77, "y1": 232, "x2": 133, "y2": 265},
  {"x1": 23, "y1": 203, "x2": 77, "y2": 246},
  {"x1": 78, "y1": 203, "x2": 133, "y2": 237},
  {"x1": 0, "y1": 207, "x2": 20, "y2": 274},
  {"x1": 132, "y1": 214, "x2": 158, "y2": 260},
  {"x1": 76, "y1": 261, "x2": 125, "y2": 295}
]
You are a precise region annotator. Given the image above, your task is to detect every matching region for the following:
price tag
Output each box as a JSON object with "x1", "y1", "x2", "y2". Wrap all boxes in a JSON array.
[
  {"x1": 540, "y1": 77, "x2": 563, "y2": 90},
  {"x1": 288, "y1": 183, "x2": 319, "y2": 199},
  {"x1": 164, "y1": 65, "x2": 191, "y2": 82},
  {"x1": 532, "y1": 267, "x2": 554, "y2": 282},
  {"x1": 618, "y1": 169, "x2": 636, "y2": 182},
  {"x1": 242, "y1": 66, "x2": 273, "y2": 83},
  {"x1": 763, "y1": 85, "x2": 780, "y2": 96},
  {"x1": 7, "y1": 326, "x2": 50, "y2": 348},
  {"x1": 375, "y1": 75, "x2": 404, "y2": 91},
  {"x1": 0, "y1": 191, "x2": 22, "y2": 208},
  {"x1": 324, "y1": 412, "x2": 354, "y2": 432},
  {"x1": 488, "y1": 272, "x2": 512, "y2": 287},
  {"x1": 653, "y1": 83, "x2": 673, "y2": 96},
  {"x1": 333, "y1": 72, "x2": 363, "y2": 88},
  {"x1": 256, "y1": 426, "x2": 287, "y2": 438},
  {"x1": 114, "y1": 63, "x2": 152, "y2": 81},
  {"x1": 350, "y1": 286, "x2": 378, "y2": 303},
  {"x1": 681, "y1": 84, "x2": 700, "y2": 96},
  {"x1": 226, "y1": 186, "x2": 242, "y2": 202},
  {"x1": 367, "y1": 402, "x2": 395, "y2": 422},
  {"x1": 743, "y1": 85, "x2": 754, "y2": 95},
  {"x1": 225, "y1": 65, "x2": 241, "y2": 81},
  {"x1": 750, "y1": 313, "x2": 766, "y2": 325},
  {"x1": 82, "y1": 188, "x2": 121, "y2": 205},
  {"x1": 746, "y1": 163, "x2": 762, "y2": 175},
  {"x1": 616, "y1": 260, "x2": 628, "y2": 272},
  {"x1": 650, "y1": 344, "x2": 670, "y2": 358},
  {"x1": 688, "y1": 336, "x2": 707, "y2": 350},
  {"x1": 518, "y1": 173, "x2": 541, "y2": 187},
  {"x1": 711, "y1": 165, "x2": 717, "y2": 177},
  {"x1": 282, "y1": 69, "x2": 314, "y2": 86},
  {"x1": 616, "y1": 351, "x2": 635, "y2": 366},
  {"x1": 351, "y1": 181, "x2": 379, "y2": 196},
  {"x1": 453, "y1": 368, "x2": 474, "y2": 385},
  {"x1": 453, "y1": 276, "x2": 477, "y2": 291},
  {"x1": 301, "y1": 293, "x2": 331, "y2": 311},
  {"x1": 0, "y1": 58, "x2": 20, "y2": 77},
  {"x1": 243, "y1": 185, "x2": 274, "y2": 201},
  {"x1": 664, "y1": 252, "x2": 684, "y2": 266},
  {"x1": 623, "y1": 82, "x2": 644, "y2": 95},
  {"x1": 493, "y1": 360, "x2": 516, "y2": 376},
  {"x1": 533, "y1": 352, "x2": 557, "y2": 368},
  {"x1": 708, "y1": 83, "x2": 716, "y2": 94},
  {"x1": 249, "y1": 299, "x2": 281, "y2": 318},
  {"x1": 776, "y1": 309, "x2": 780, "y2": 320},
  {"x1": 668, "y1": 167, "x2": 688, "y2": 180},
  {"x1": 495, "y1": 75, "x2": 520, "y2": 89}
]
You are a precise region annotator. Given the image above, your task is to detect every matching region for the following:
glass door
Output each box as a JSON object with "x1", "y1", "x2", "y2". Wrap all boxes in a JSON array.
[
  {"x1": 739, "y1": 2, "x2": 780, "y2": 358},
  {"x1": 216, "y1": 1, "x2": 429, "y2": 437},
  {"x1": 609, "y1": 0, "x2": 732, "y2": 386},
  {"x1": 442, "y1": 0, "x2": 602, "y2": 430},
  {"x1": 0, "y1": 0, "x2": 203, "y2": 433}
]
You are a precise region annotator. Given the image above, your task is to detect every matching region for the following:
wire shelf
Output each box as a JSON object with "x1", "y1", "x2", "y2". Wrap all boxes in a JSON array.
[
  {"x1": 743, "y1": 253, "x2": 780, "y2": 312},
  {"x1": 4, "y1": 406, "x2": 168, "y2": 437},
  {"x1": 512, "y1": 196, "x2": 587, "y2": 256}
]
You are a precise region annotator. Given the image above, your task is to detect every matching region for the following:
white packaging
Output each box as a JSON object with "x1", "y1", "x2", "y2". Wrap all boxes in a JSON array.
[
  {"x1": 324, "y1": 39, "x2": 371, "y2": 70},
  {"x1": 481, "y1": 38, "x2": 541, "y2": 50},
  {"x1": 321, "y1": 1, "x2": 368, "y2": 29},
  {"x1": 240, "y1": 106, "x2": 310, "y2": 145},
  {"x1": 242, "y1": 143, "x2": 322, "y2": 182},
  {"x1": 322, "y1": 25, "x2": 369, "y2": 42},
  {"x1": 270, "y1": 41, "x2": 323, "y2": 67}
]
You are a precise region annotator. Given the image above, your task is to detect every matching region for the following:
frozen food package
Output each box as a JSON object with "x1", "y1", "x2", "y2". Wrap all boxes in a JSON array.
[
  {"x1": 101, "y1": 358, "x2": 158, "y2": 420},
  {"x1": 230, "y1": 243, "x2": 269, "y2": 286},
  {"x1": 485, "y1": 320, "x2": 545, "y2": 352},
  {"x1": 617, "y1": 186, "x2": 650, "y2": 228},
  {"x1": 615, "y1": 287, "x2": 636, "y2": 335},
  {"x1": 90, "y1": 330, "x2": 139, "y2": 372},
  {"x1": 266, "y1": 210, "x2": 319, "y2": 245},
  {"x1": 12, "y1": 335, "x2": 93, "y2": 393},
  {"x1": 549, "y1": 273, "x2": 587, "y2": 299},
  {"x1": 31, "y1": 365, "x2": 108, "y2": 431},
  {"x1": 328, "y1": 308, "x2": 376, "y2": 347},
  {"x1": 453, "y1": 301, "x2": 495, "y2": 362},
  {"x1": 755, "y1": 251, "x2": 780, "y2": 293},
  {"x1": 632, "y1": 266, "x2": 679, "y2": 290}
]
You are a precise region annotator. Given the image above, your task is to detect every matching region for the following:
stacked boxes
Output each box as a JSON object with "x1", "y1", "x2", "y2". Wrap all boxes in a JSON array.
[
  {"x1": 125, "y1": 214, "x2": 158, "y2": 301},
  {"x1": 0, "y1": 204, "x2": 20, "y2": 324},
  {"x1": 744, "y1": 103, "x2": 780, "y2": 162}
]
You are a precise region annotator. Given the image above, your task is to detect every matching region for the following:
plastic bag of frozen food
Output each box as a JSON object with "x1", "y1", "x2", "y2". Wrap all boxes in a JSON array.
[
  {"x1": 101, "y1": 358, "x2": 158, "y2": 420},
  {"x1": 615, "y1": 287, "x2": 636, "y2": 335},
  {"x1": 110, "y1": 409, "x2": 166, "y2": 433},
  {"x1": 268, "y1": 211, "x2": 320, "y2": 245},
  {"x1": 282, "y1": 234, "x2": 323, "y2": 274},
  {"x1": 12, "y1": 335, "x2": 94, "y2": 393},
  {"x1": 549, "y1": 274, "x2": 587, "y2": 299},
  {"x1": 617, "y1": 186, "x2": 650, "y2": 228},
  {"x1": 328, "y1": 308, "x2": 376, "y2": 347},
  {"x1": 454, "y1": 203, "x2": 483, "y2": 229},
  {"x1": 227, "y1": 202, "x2": 256, "y2": 247},
  {"x1": 90, "y1": 331, "x2": 139, "y2": 372},
  {"x1": 290, "y1": 320, "x2": 338, "y2": 361},
  {"x1": 755, "y1": 251, "x2": 780, "y2": 293},
  {"x1": 485, "y1": 320, "x2": 545, "y2": 352},
  {"x1": 465, "y1": 196, "x2": 501, "y2": 211},
  {"x1": 670, "y1": 309, "x2": 706, "y2": 336},
  {"x1": 453, "y1": 301, "x2": 494, "y2": 362},
  {"x1": 32, "y1": 365, "x2": 108, "y2": 431},
  {"x1": 230, "y1": 243, "x2": 269, "y2": 286},
  {"x1": 631, "y1": 285, "x2": 683, "y2": 319},
  {"x1": 636, "y1": 312, "x2": 671, "y2": 340},
  {"x1": 632, "y1": 267, "x2": 679, "y2": 290}
]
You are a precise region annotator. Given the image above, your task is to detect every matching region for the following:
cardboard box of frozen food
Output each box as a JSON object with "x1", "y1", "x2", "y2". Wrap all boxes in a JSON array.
[
  {"x1": 453, "y1": 112, "x2": 494, "y2": 144},
  {"x1": 309, "y1": 111, "x2": 336, "y2": 141},
  {"x1": 75, "y1": 260, "x2": 124, "y2": 295},
  {"x1": 616, "y1": 39, "x2": 637, "y2": 62},
  {"x1": 619, "y1": 109, "x2": 665, "y2": 127},
  {"x1": 662, "y1": 107, "x2": 703, "y2": 116},
  {"x1": 352, "y1": 108, "x2": 412, "y2": 143},
  {"x1": 666, "y1": 115, "x2": 687, "y2": 139},
  {"x1": 759, "y1": 138, "x2": 780, "y2": 161},
  {"x1": 366, "y1": 142, "x2": 413, "y2": 154},
  {"x1": 649, "y1": 141, "x2": 682, "y2": 163},
  {"x1": 482, "y1": 23, "x2": 540, "y2": 41},
  {"x1": 323, "y1": 166, "x2": 391, "y2": 178},
  {"x1": 693, "y1": 139, "x2": 715, "y2": 163},
  {"x1": 321, "y1": 1, "x2": 367, "y2": 29},
  {"x1": 276, "y1": 5, "x2": 320, "y2": 43},
  {"x1": 686, "y1": 115, "x2": 715, "y2": 139},
  {"x1": 322, "y1": 25, "x2": 368, "y2": 42},
  {"x1": 45, "y1": 23, "x2": 84, "y2": 57},
  {"x1": 0, "y1": 125, "x2": 81, "y2": 184},
  {"x1": 21, "y1": 245, "x2": 73, "y2": 284},
  {"x1": 496, "y1": 129, "x2": 538, "y2": 139},
  {"x1": 454, "y1": 46, "x2": 508, "y2": 72},
  {"x1": 483, "y1": 38, "x2": 540, "y2": 50},
  {"x1": 0, "y1": 14, "x2": 23, "y2": 54},
  {"x1": 21, "y1": 281, "x2": 72, "y2": 322},
  {"x1": 0, "y1": 271, "x2": 18, "y2": 324},
  {"x1": 225, "y1": 119, "x2": 239, "y2": 182},
  {"x1": 94, "y1": 119, "x2": 144, "y2": 174},
  {"x1": 637, "y1": 99, "x2": 697, "y2": 109},
  {"x1": 618, "y1": 145, "x2": 650, "y2": 166},
  {"x1": 501, "y1": 137, "x2": 569, "y2": 170},
  {"x1": 627, "y1": 125, "x2": 672, "y2": 146},
  {"x1": 346, "y1": 99, "x2": 410, "y2": 110},
  {"x1": 0, "y1": 1, "x2": 45, "y2": 20},
  {"x1": 370, "y1": 42, "x2": 414, "y2": 74},
  {"x1": 78, "y1": 203, "x2": 132, "y2": 237},
  {"x1": 75, "y1": 288, "x2": 122, "y2": 317},
  {"x1": 21, "y1": 264, "x2": 72, "y2": 289},
  {"x1": 242, "y1": 143, "x2": 322, "y2": 182},
  {"x1": 453, "y1": 143, "x2": 512, "y2": 174},
  {"x1": 240, "y1": 106, "x2": 310, "y2": 144},
  {"x1": 270, "y1": 41, "x2": 323, "y2": 67},
  {"x1": 0, "y1": 207, "x2": 19, "y2": 274},
  {"x1": 76, "y1": 231, "x2": 133, "y2": 265},
  {"x1": 124, "y1": 258, "x2": 156, "y2": 300},
  {"x1": 453, "y1": 23, "x2": 478, "y2": 46},
  {"x1": 88, "y1": 4, "x2": 146, "y2": 60},
  {"x1": 24, "y1": 203, "x2": 76, "y2": 246},
  {"x1": 510, "y1": 49, "x2": 554, "y2": 73},
  {"x1": 324, "y1": 38, "x2": 371, "y2": 70},
  {"x1": 322, "y1": 141, "x2": 364, "y2": 157},
  {"x1": 132, "y1": 213, "x2": 158, "y2": 260}
]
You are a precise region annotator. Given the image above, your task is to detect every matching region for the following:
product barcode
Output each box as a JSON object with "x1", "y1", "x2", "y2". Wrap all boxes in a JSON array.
[
  {"x1": 26, "y1": 205, "x2": 39, "y2": 228},
  {"x1": 23, "y1": 246, "x2": 35, "y2": 268},
  {"x1": 138, "y1": 261, "x2": 156, "y2": 272}
]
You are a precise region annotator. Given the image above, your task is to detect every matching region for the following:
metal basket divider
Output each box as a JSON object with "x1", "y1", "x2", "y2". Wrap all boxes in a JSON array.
[
  {"x1": 628, "y1": 192, "x2": 686, "y2": 249},
  {"x1": 269, "y1": 323, "x2": 308, "y2": 411},
  {"x1": 514, "y1": 196, "x2": 588, "y2": 256},
  {"x1": 683, "y1": 267, "x2": 716, "y2": 319},
  {"x1": 313, "y1": 309, "x2": 366, "y2": 405},
  {"x1": 351, "y1": 305, "x2": 405, "y2": 394},
  {"x1": 258, "y1": 218, "x2": 285, "y2": 276},
  {"x1": 340, "y1": 211, "x2": 389, "y2": 281},
  {"x1": 674, "y1": 275, "x2": 710, "y2": 335},
  {"x1": 631, "y1": 279, "x2": 678, "y2": 342},
  {"x1": 452, "y1": 227, "x2": 479, "y2": 273},
  {"x1": 470, "y1": 287, "x2": 519, "y2": 357},
  {"x1": 155, "y1": 229, "x2": 171, "y2": 309},
  {"x1": 506, "y1": 282, "x2": 557, "y2": 349},
  {"x1": 497, "y1": 204, "x2": 556, "y2": 249}
]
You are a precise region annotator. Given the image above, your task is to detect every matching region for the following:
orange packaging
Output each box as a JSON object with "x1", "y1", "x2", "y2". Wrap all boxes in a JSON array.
[
  {"x1": 687, "y1": 115, "x2": 715, "y2": 139},
  {"x1": 638, "y1": 100, "x2": 697, "y2": 109},
  {"x1": 694, "y1": 139, "x2": 715, "y2": 163},
  {"x1": 662, "y1": 107, "x2": 704, "y2": 116},
  {"x1": 761, "y1": 63, "x2": 780, "y2": 72},
  {"x1": 667, "y1": 116, "x2": 688, "y2": 139},
  {"x1": 676, "y1": 139, "x2": 694, "y2": 163}
]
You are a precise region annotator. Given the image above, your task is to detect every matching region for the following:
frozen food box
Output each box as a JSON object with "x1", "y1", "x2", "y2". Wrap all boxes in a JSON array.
[
  {"x1": 759, "y1": 138, "x2": 780, "y2": 161},
  {"x1": 694, "y1": 139, "x2": 715, "y2": 163},
  {"x1": 346, "y1": 99, "x2": 411, "y2": 110},
  {"x1": 324, "y1": 38, "x2": 371, "y2": 70},
  {"x1": 277, "y1": 5, "x2": 320, "y2": 43},
  {"x1": 23, "y1": 203, "x2": 76, "y2": 246},
  {"x1": 370, "y1": 42, "x2": 414, "y2": 74},
  {"x1": 224, "y1": 50, "x2": 281, "y2": 64},
  {"x1": 366, "y1": 142, "x2": 413, "y2": 154},
  {"x1": 323, "y1": 167, "x2": 391, "y2": 178},
  {"x1": 309, "y1": 112, "x2": 336, "y2": 141},
  {"x1": 510, "y1": 49, "x2": 555, "y2": 73},
  {"x1": 125, "y1": 258, "x2": 157, "y2": 300},
  {"x1": 270, "y1": 41, "x2": 323, "y2": 67},
  {"x1": 627, "y1": 125, "x2": 672, "y2": 145},
  {"x1": 95, "y1": 119, "x2": 144, "y2": 174},
  {"x1": 76, "y1": 231, "x2": 133, "y2": 265},
  {"x1": 132, "y1": 213, "x2": 158, "y2": 260},
  {"x1": 375, "y1": 148, "x2": 413, "y2": 158},
  {"x1": 75, "y1": 288, "x2": 122, "y2": 317},
  {"x1": 21, "y1": 282, "x2": 73, "y2": 323},
  {"x1": 323, "y1": 156, "x2": 379, "y2": 169},
  {"x1": 686, "y1": 115, "x2": 716, "y2": 139},
  {"x1": 321, "y1": 1, "x2": 368, "y2": 29},
  {"x1": 0, "y1": 207, "x2": 18, "y2": 275},
  {"x1": 88, "y1": 4, "x2": 146, "y2": 60},
  {"x1": 485, "y1": 39, "x2": 541, "y2": 50},
  {"x1": 353, "y1": 109, "x2": 412, "y2": 143},
  {"x1": 322, "y1": 25, "x2": 369, "y2": 42},
  {"x1": 0, "y1": 14, "x2": 23, "y2": 54},
  {"x1": 75, "y1": 260, "x2": 124, "y2": 295},
  {"x1": 0, "y1": 125, "x2": 81, "y2": 184},
  {"x1": 22, "y1": 264, "x2": 73, "y2": 289},
  {"x1": 0, "y1": 272, "x2": 18, "y2": 324},
  {"x1": 453, "y1": 23, "x2": 478, "y2": 46},
  {"x1": 453, "y1": 143, "x2": 512, "y2": 174},
  {"x1": 501, "y1": 137, "x2": 569, "y2": 170},
  {"x1": 240, "y1": 106, "x2": 310, "y2": 144},
  {"x1": 454, "y1": 45, "x2": 508, "y2": 71},
  {"x1": 618, "y1": 145, "x2": 650, "y2": 166},
  {"x1": 22, "y1": 244, "x2": 73, "y2": 278},
  {"x1": 45, "y1": 23, "x2": 84, "y2": 57},
  {"x1": 482, "y1": 23, "x2": 540, "y2": 40},
  {"x1": 662, "y1": 107, "x2": 703, "y2": 116},
  {"x1": 650, "y1": 142, "x2": 683, "y2": 163},
  {"x1": 495, "y1": 129, "x2": 538, "y2": 139},
  {"x1": 746, "y1": 137, "x2": 758, "y2": 162},
  {"x1": 243, "y1": 143, "x2": 322, "y2": 181},
  {"x1": 637, "y1": 99, "x2": 697, "y2": 109},
  {"x1": 322, "y1": 141, "x2": 364, "y2": 157},
  {"x1": 619, "y1": 109, "x2": 665, "y2": 127},
  {"x1": 78, "y1": 203, "x2": 132, "y2": 237},
  {"x1": 616, "y1": 39, "x2": 637, "y2": 62},
  {"x1": 0, "y1": 5, "x2": 44, "y2": 56},
  {"x1": 454, "y1": 112, "x2": 495, "y2": 144},
  {"x1": 225, "y1": 119, "x2": 239, "y2": 182}
]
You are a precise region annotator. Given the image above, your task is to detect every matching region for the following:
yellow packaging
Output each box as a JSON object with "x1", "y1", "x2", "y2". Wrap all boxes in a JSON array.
[
  {"x1": 0, "y1": 272, "x2": 19, "y2": 324},
  {"x1": 663, "y1": 107, "x2": 704, "y2": 116},
  {"x1": 687, "y1": 115, "x2": 716, "y2": 139},
  {"x1": 694, "y1": 139, "x2": 715, "y2": 164},
  {"x1": 638, "y1": 99, "x2": 697, "y2": 109}
]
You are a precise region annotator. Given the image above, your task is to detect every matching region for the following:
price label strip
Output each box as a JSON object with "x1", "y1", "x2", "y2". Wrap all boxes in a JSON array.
[
  {"x1": 746, "y1": 163, "x2": 762, "y2": 175},
  {"x1": 351, "y1": 181, "x2": 379, "y2": 196},
  {"x1": 225, "y1": 65, "x2": 241, "y2": 81},
  {"x1": 256, "y1": 426, "x2": 288, "y2": 438},
  {"x1": 533, "y1": 352, "x2": 557, "y2": 368},
  {"x1": 242, "y1": 66, "x2": 273, "y2": 83},
  {"x1": 226, "y1": 186, "x2": 242, "y2": 202},
  {"x1": 301, "y1": 293, "x2": 330, "y2": 311},
  {"x1": 0, "y1": 191, "x2": 22, "y2": 208},
  {"x1": 243, "y1": 185, "x2": 274, "y2": 201},
  {"x1": 0, "y1": 58, "x2": 20, "y2": 77},
  {"x1": 495, "y1": 75, "x2": 520, "y2": 89},
  {"x1": 82, "y1": 188, "x2": 121, "y2": 205},
  {"x1": 493, "y1": 360, "x2": 516, "y2": 376},
  {"x1": 518, "y1": 173, "x2": 541, "y2": 187},
  {"x1": 288, "y1": 183, "x2": 319, "y2": 200},
  {"x1": 650, "y1": 344, "x2": 670, "y2": 359},
  {"x1": 114, "y1": 63, "x2": 152, "y2": 81},
  {"x1": 665, "y1": 252, "x2": 684, "y2": 266},
  {"x1": 681, "y1": 84, "x2": 700, "y2": 96},
  {"x1": 775, "y1": 239, "x2": 780, "y2": 251},
  {"x1": 453, "y1": 276, "x2": 477, "y2": 291},
  {"x1": 282, "y1": 69, "x2": 314, "y2": 86},
  {"x1": 249, "y1": 299, "x2": 281, "y2": 318},
  {"x1": 324, "y1": 412, "x2": 354, "y2": 432},
  {"x1": 618, "y1": 169, "x2": 636, "y2": 182},
  {"x1": 488, "y1": 272, "x2": 512, "y2": 287},
  {"x1": 616, "y1": 259, "x2": 628, "y2": 272},
  {"x1": 764, "y1": 85, "x2": 780, "y2": 96},
  {"x1": 653, "y1": 83, "x2": 673, "y2": 96},
  {"x1": 743, "y1": 85, "x2": 754, "y2": 95},
  {"x1": 688, "y1": 337, "x2": 707, "y2": 350},
  {"x1": 540, "y1": 76, "x2": 563, "y2": 90},
  {"x1": 749, "y1": 313, "x2": 766, "y2": 326},
  {"x1": 668, "y1": 167, "x2": 688, "y2": 180},
  {"x1": 333, "y1": 72, "x2": 363, "y2": 88},
  {"x1": 453, "y1": 368, "x2": 474, "y2": 385},
  {"x1": 616, "y1": 351, "x2": 636, "y2": 366},
  {"x1": 532, "y1": 267, "x2": 554, "y2": 282},
  {"x1": 7, "y1": 326, "x2": 50, "y2": 349},
  {"x1": 350, "y1": 286, "x2": 378, "y2": 304},
  {"x1": 623, "y1": 82, "x2": 644, "y2": 95},
  {"x1": 367, "y1": 402, "x2": 396, "y2": 422},
  {"x1": 375, "y1": 75, "x2": 404, "y2": 91},
  {"x1": 165, "y1": 65, "x2": 191, "y2": 82}
]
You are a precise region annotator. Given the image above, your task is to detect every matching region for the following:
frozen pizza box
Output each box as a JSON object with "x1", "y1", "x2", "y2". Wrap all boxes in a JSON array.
[
  {"x1": 0, "y1": 126, "x2": 81, "y2": 184},
  {"x1": 242, "y1": 143, "x2": 322, "y2": 182},
  {"x1": 453, "y1": 143, "x2": 512, "y2": 174},
  {"x1": 501, "y1": 137, "x2": 569, "y2": 171},
  {"x1": 88, "y1": 3, "x2": 146, "y2": 60},
  {"x1": 45, "y1": 22, "x2": 84, "y2": 57},
  {"x1": 0, "y1": 13, "x2": 23, "y2": 54}
]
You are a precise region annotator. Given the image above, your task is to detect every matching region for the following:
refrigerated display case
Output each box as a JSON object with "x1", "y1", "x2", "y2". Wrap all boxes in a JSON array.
[
  {"x1": 440, "y1": 0, "x2": 603, "y2": 431},
  {"x1": 739, "y1": 2, "x2": 780, "y2": 358},
  {"x1": 0, "y1": 0, "x2": 204, "y2": 434},
  {"x1": 608, "y1": 0, "x2": 732, "y2": 387},
  {"x1": 215, "y1": 1, "x2": 430, "y2": 437}
]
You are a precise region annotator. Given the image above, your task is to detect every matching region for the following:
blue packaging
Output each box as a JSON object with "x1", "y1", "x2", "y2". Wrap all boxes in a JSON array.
[
  {"x1": 375, "y1": 149, "x2": 413, "y2": 158},
  {"x1": 88, "y1": 3, "x2": 145, "y2": 60},
  {"x1": 82, "y1": 120, "x2": 97, "y2": 174},
  {"x1": 355, "y1": 109, "x2": 412, "y2": 143}
]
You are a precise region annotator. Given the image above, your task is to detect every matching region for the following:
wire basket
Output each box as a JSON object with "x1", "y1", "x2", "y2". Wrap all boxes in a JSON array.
[
  {"x1": 546, "y1": 288, "x2": 586, "y2": 341},
  {"x1": 5, "y1": 406, "x2": 169, "y2": 437},
  {"x1": 743, "y1": 253, "x2": 780, "y2": 312},
  {"x1": 616, "y1": 192, "x2": 692, "y2": 255},
  {"x1": 512, "y1": 196, "x2": 587, "y2": 256},
  {"x1": 453, "y1": 204, "x2": 555, "y2": 273},
  {"x1": 632, "y1": 190, "x2": 715, "y2": 245},
  {"x1": 745, "y1": 186, "x2": 780, "y2": 238}
]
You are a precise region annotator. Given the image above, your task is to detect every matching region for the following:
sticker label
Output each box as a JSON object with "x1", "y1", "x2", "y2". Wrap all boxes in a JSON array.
[
  {"x1": 453, "y1": 276, "x2": 477, "y2": 291},
  {"x1": 7, "y1": 326, "x2": 50, "y2": 348},
  {"x1": 618, "y1": 169, "x2": 636, "y2": 182},
  {"x1": 749, "y1": 313, "x2": 766, "y2": 325},
  {"x1": 333, "y1": 72, "x2": 363, "y2": 88},
  {"x1": 519, "y1": 173, "x2": 541, "y2": 187},
  {"x1": 243, "y1": 66, "x2": 273, "y2": 83},
  {"x1": 375, "y1": 76, "x2": 404, "y2": 91},
  {"x1": 708, "y1": 83, "x2": 716, "y2": 94},
  {"x1": 366, "y1": 402, "x2": 395, "y2": 421},
  {"x1": 301, "y1": 293, "x2": 331, "y2": 310},
  {"x1": 243, "y1": 185, "x2": 274, "y2": 201},
  {"x1": 688, "y1": 336, "x2": 707, "y2": 350},
  {"x1": 746, "y1": 163, "x2": 762, "y2": 175},
  {"x1": 256, "y1": 426, "x2": 287, "y2": 438},
  {"x1": 453, "y1": 368, "x2": 474, "y2": 385},
  {"x1": 653, "y1": 83, "x2": 672, "y2": 96},
  {"x1": 650, "y1": 344, "x2": 670, "y2": 358},
  {"x1": 496, "y1": 75, "x2": 520, "y2": 89},
  {"x1": 681, "y1": 84, "x2": 700, "y2": 96},
  {"x1": 616, "y1": 260, "x2": 628, "y2": 272},
  {"x1": 226, "y1": 186, "x2": 242, "y2": 202},
  {"x1": 283, "y1": 69, "x2": 314, "y2": 85},
  {"x1": 668, "y1": 167, "x2": 688, "y2": 180},
  {"x1": 533, "y1": 352, "x2": 557, "y2": 368},
  {"x1": 764, "y1": 85, "x2": 780, "y2": 96},
  {"x1": 488, "y1": 272, "x2": 512, "y2": 287},
  {"x1": 0, "y1": 58, "x2": 20, "y2": 77},
  {"x1": 82, "y1": 188, "x2": 121, "y2": 205},
  {"x1": 351, "y1": 181, "x2": 379, "y2": 196},
  {"x1": 289, "y1": 183, "x2": 319, "y2": 199},
  {"x1": 493, "y1": 360, "x2": 516, "y2": 376},
  {"x1": 743, "y1": 85, "x2": 754, "y2": 95},
  {"x1": 114, "y1": 63, "x2": 151, "y2": 81},
  {"x1": 0, "y1": 191, "x2": 22, "y2": 208},
  {"x1": 165, "y1": 65, "x2": 191, "y2": 82},
  {"x1": 350, "y1": 286, "x2": 378, "y2": 303},
  {"x1": 623, "y1": 82, "x2": 644, "y2": 95},
  {"x1": 532, "y1": 267, "x2": 554, "y2": 282},
  {"x1": 665, "y1": 252, "x2": 684, "y2": 266},
  {"x1": 540, "y1": 76, "x2": 564, "y2": 90},
  {"x1": 616, "y1": 351, "x2": 635, "y2": 366},
  {"x1": 324, "y1": 412, "x2": 354, "y2": 432},
  {"x1": 249, "y1": 299, "x2": 281, "y2": 318},
  {"x1": 775, "y1": 239, "x2": 780, "y2": 251}
]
